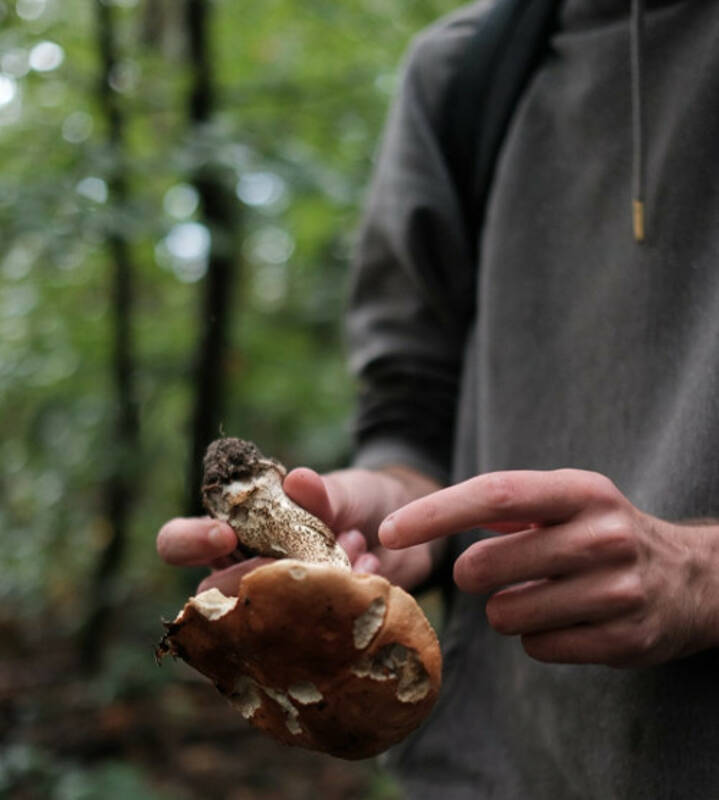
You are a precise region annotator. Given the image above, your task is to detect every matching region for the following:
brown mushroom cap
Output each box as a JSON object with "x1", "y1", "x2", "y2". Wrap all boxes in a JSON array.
[{"x1": 159, "y1": 560, "x2": 442, "y2": 760}]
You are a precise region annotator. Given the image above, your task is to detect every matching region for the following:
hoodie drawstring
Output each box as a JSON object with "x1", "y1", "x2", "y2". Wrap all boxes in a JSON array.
[{"x1": 630, "y1": 0, "x2": 646, "y2": 242}]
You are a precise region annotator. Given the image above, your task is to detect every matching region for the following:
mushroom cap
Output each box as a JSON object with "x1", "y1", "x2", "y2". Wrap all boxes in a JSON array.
[{"x1": 160, "y1": 560, "x2": 442, "y2": 760}]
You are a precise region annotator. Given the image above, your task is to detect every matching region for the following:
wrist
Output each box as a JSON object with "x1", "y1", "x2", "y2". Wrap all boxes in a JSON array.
[
  {"x1": 378, "y1": 464, "x2": 442, "y2": 503},
  {"x1": 693, "y1": 521, "x2": 719, "y2": 652},
  {"x1": 322, "y1": 465, "x2": 438, "y2": 545}
]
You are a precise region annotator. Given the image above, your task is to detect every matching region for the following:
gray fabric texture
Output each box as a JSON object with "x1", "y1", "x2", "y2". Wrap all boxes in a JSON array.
[{"x1": 348, "y1": 0, "x2": 719, "y2": 797}]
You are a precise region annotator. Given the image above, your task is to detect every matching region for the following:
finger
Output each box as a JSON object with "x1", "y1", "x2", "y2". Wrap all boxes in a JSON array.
[
  {"x1": 379, "y1": 469, "x2": 618, "y2": 548},
  {"x1": 336, "y1": 529, "x2": 368, "y2": 564},
  {"x1": 521, "y1": 617, "x2": 648, "y2": 667},
  {"x1": 371, "y1": 543, "x2": 434, "y2": 591},
  {"x1": 321, "y1": 472, "x2": 376, "y2": 535},
  {"x1": 487, "y1": 521, "x2": 540, "y2": 534},
  {"x1": 285, "y1": 467, "x2": 390, "y2": 542},
  {"x1": 355, "y1": 552, "x2": 381, "y2": 575},
  {"x1": 197, "y1": 558, "x2": 274, "y2": 595},
  {"x1": 209, "y1": 552, "x2": 243, "y2": 570},
  {"x1": 484, "y1": 568, "x2": 644, "y2": 636},
  {"x1": 157, "y1": 517, "x2": 237, "y2": 565},
  {"x1": 453, "y1": 517, "x2": 636, "y2": 594},
  {"x1": 283, "y1": 468, "x2": 334, "y2": 526}
]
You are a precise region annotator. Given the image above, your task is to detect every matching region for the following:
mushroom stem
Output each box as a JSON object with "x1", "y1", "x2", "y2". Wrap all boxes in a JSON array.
[{"x1": 201, "y1": 438, "x2": 350, "y2": 569}]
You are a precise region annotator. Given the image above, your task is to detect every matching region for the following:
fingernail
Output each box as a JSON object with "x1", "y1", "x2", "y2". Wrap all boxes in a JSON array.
[
  {"x1": 356, "y1": 554, "x2": 378, "y2": 574},
  {"x1": 379, "y1": 516, "x2": 397, "y2": 548},
  {"x1": 208, "y1": 525, "x2": 225, "y2": 548},
  {"x1": 346, "y1": 529, "x2": 364, "y2": 546}
]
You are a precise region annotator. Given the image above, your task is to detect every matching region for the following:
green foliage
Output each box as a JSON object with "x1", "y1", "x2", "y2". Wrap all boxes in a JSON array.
[
  {"x1": 0, "y1": 0, "x2": 457, "y2": 624},
  {"x1": 1, "y1": 1, "x2": 460, "y2": 794}
]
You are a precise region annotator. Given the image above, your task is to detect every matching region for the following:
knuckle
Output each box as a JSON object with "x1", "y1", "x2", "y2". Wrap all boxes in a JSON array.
[
  {"x1": 606, "y1": 571, "x2": 646, "y2": 610},
  {"x1": 454, "y1": 545, "x2": 494, "y2": 593},
  {"x1": 466, "y1": 545, "x2": 494, "y2": 587},
  {"x1": 639, "y1": 625, "x2": 661, "y2": 657},
  {"x1": 567, "y1": 470, "x2": 620, "y2": 505},
  {"x1": 587, "y1": 471, "x2": 619, "y2": 498},
  {"x1": 554, "y1": 467, "x2": 583, "y2": 483},
  {"x1": 485, "y1": 596, "x2": 513, "y2": 634},
  {"x1": 586, "y1": 515, "x2": 638, "y2": 561},
  {"x1": 521, "y1": 634, "x2": 554, "y2": 663},
  {"x1": 605, "y1": 529, "x2": 639, "y2": 562},
  {"x1": 481, "y1": 474, "x2": 516, "y2": 510},
  {"x1": 421, "y1": 499, "x2": 441, "y2": 526},
  {"x1": 604, "y1": 619, "x2": 655, "y2": 666}
]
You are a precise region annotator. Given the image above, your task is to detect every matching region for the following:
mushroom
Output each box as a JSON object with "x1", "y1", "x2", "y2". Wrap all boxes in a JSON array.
[
  {"x1": 157, "y1": 438, "x2": 442, "y2": 760},
  {"x1": 200, "y1": 438, "x2": 350, "y2": 569}
]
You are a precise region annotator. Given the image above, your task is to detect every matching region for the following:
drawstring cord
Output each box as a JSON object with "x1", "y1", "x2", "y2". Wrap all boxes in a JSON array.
[{"x1": 630, "y1": 0, "x2": 646, "y2": 242}]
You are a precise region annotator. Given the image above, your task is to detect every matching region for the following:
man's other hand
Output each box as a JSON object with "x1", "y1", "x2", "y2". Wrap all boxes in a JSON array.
[{"x1": 379, "y1": 468, "x2": 719, "y2": 667}]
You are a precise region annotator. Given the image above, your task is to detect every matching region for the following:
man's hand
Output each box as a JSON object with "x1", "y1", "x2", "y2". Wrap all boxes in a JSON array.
[
  {"x1": 283, "y1": 466, "x2": 442, "y2": 590},
  {"x1": 378, "y1": 468, "x2": 719, "y2": 667},
  {"x1": 156, "y1": 465, "x2": 442, "y2": 594},
  {"x1": 156, "y1": 516, "x2": 273, "y2": 595}
]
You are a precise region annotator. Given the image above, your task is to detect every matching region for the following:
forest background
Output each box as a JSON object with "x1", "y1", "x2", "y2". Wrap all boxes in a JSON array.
[{"x1": 0, "y1": 0, "x2": 457, "y2": 797}]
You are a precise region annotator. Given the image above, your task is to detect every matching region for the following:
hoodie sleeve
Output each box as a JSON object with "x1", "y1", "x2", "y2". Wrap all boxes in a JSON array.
[{"x1": 347, "y1": 4, "x2": 489, "y2": 485}]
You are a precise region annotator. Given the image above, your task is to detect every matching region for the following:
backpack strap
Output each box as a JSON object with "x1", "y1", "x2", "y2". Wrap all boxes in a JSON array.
[{"x1": 438, "y1": 0, "x2": 562, "y2": 256}]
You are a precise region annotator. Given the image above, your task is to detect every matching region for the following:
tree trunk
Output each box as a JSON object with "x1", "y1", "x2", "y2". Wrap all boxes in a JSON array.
[
  {"x1": 79, "y1": 0, "x2": 140, "y2": 672},
  {"x1": 184, "y1": 0, "x2": 242, "y2": 516}
]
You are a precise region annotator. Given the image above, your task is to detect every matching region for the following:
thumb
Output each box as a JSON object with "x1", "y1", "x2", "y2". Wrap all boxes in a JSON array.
[
  {"x1": 283, "y1": 467, "x2": 381, "y2": 539},
  {"x1": 283, "y1": 467, "x2": 336, "y2": 527}
]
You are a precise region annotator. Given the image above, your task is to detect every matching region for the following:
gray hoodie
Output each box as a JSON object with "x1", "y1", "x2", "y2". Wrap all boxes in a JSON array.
[{"x1": 348, "y1": 0, "x2": 719, "y2": 797}]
